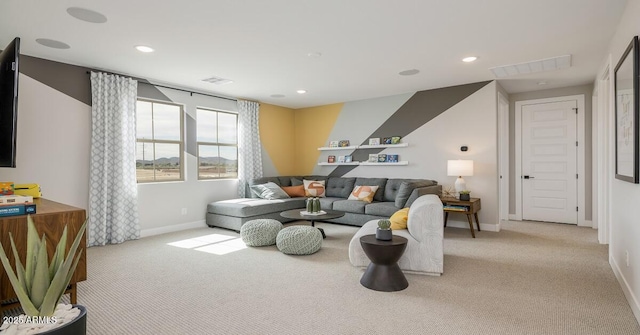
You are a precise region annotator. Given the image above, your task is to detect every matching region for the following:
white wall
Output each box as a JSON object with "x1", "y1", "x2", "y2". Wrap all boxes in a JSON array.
[
  {"x1": 600, "y1": 0, "x2": 640, "y2": 322},
  {"x1": 0, "y1": 74, "x2": 90, "y2": 209}
]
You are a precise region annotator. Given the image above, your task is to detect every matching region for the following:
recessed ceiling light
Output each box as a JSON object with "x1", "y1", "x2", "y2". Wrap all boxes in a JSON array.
[
  {"x1": 462, "y1": 56, "x2": 478, "y2": 63},
  {"x1": 307, "y1": 52, "x2": 322, "y2": 58},
  {"x1": 296, "y1": 90, "x2": 307, "y2": 94},
  {"x1": 66, "y1": 7, "x2": 107, "y2": 23},
  {"x1": 35, "y1": 38, "x2": 70, "y2": 49},
  {"x1": 135, "y1": 45, "x2": 154, "y2": 53},
  {"x1": 399, "y1": 69, "x2": 420, "y2": 76},
  {"x1": 270, "y1": 94, "x2": 285, "y2": 98}
]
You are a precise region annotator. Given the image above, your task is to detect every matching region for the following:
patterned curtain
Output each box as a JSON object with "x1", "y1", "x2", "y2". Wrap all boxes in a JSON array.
[
  {"x1": 88, "y1": 72, "x2": 140, "y2": 246},
  {"x1": 237, "y1": 100, "x2": 263, "y2": 197}
]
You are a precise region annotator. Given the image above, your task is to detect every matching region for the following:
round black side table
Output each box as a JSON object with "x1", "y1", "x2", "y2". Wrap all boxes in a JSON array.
[{"x1": 359, "y1": 234, "x2": 408, "y2": 292}]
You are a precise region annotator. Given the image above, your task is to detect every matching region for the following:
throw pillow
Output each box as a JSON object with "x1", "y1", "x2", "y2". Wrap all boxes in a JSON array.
[
  {"x1": 390, "y1": 207, "x2": 410, "y2": 230},
  {"x1": 303, "y1": 180, "x2": 326, "y2": 197},
  {"x1": 347, "y1": 185, "x2": 379, "y2": 203},
  {"x1": 281, "y1": 185, "x2": 305, "y2": 197},
  {"x1": 250, "y1": 182, "x2": 290, "y2": 200}
]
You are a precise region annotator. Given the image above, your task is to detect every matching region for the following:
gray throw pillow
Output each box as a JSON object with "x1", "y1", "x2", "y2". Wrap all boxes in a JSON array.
[
  {"x1": 395, "y1": 180, "x2": 434, "y2": 207},
  {"x1": 250, "y1": 182, "x2": 290, "y2": 200}
]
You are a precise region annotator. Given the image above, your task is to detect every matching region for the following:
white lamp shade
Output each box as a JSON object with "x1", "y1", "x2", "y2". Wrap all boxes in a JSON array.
[{"x1": 447, "y1": 160, "x2": 474, "y2": 177}]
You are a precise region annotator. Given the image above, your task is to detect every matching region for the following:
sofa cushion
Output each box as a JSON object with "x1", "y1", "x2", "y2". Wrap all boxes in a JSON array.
[
  {"x1": 354, "y1": 178, "x2": 387, "y2": 202},
  {"x1": 303, "y1": 179, "x2": 326, "y2": 197},
  {"x1": 383, "y1": 179, "x2": 405, "y2": 202},
  {"x1": 333, "y1": 200, "x2": 366, "y2": 214},
  {"x1": 364, "y1": 202, "x2": 399, "y2": 217},
  {"x1": 208, "y1": 198, "x2": 306, "y2": 217},
  {"x1": 325, "y1": 177, "x2": 356, "y2": 198},
  {"x1": 348, "y1": 185, "x2": 379, "y2": 203},
  {"x1": 248, "y1": 177, "x2": 282, "y2": 198},
  {"x1": 282, "y1": 185, "x2": 305, "y2": 197},
  {"x1": 250, "y1": 182, "x2": 290, "y2": 200},
  {"x1": 319, "y1": 197, "x2": 342, "y2": 209},
  {"x1": 395, "y1": 180, "x2": 437, "y2": 208}
]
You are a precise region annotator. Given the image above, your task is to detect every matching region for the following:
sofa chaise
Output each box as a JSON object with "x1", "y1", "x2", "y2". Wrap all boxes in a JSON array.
[{"x1": 206, "y1": 175, "x2": 441, "y2": 232}]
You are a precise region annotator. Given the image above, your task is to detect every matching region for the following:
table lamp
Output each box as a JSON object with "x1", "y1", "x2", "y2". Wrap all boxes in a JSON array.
[{"x1": 447, "y1": 160, "x2": 474, "y2": 196}]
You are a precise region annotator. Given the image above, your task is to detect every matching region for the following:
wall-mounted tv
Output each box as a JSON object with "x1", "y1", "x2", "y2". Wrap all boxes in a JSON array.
[{"x1": 0, "y1": 37, "x2": 19, "y2": 168}]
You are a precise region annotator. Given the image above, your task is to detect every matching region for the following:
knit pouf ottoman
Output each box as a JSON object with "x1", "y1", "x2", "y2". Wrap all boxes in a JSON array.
[
  {"x1": 240, "y1": 219, "x2": 283, "y2": 247},
  {"x1": 276, "y1": 226, "x2": 323, "y2": 255}
]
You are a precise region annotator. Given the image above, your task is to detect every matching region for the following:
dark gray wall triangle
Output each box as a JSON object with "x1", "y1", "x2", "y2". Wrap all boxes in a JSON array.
[
  {"x1": 20, "y1": 55, "x2": 92, "y2": 106},
  {"x1": 330, "y1": 80, "x2": 492, "y2": 176}
]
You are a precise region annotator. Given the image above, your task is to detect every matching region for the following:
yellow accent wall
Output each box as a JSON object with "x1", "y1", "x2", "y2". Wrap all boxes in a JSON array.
[
  {"x1": 259, "y1": 103, "x2": 296, "y2": 175},
  {"x1": 293, "y1": 103, "x2": 343, "y2": 174}
]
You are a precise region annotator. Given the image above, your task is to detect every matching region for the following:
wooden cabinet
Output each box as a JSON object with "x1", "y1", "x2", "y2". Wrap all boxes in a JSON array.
[
  {"x1": 0, "y1": 198, "x2": 86, "y2": 312},
  {"x1": 441, "y1": 197, "x2": 481, "y2": 238}
]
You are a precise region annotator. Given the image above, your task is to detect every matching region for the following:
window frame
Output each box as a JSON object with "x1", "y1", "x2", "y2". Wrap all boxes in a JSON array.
[
  {"x1": 196, "y1": 107, "x2": 239, "y2": 180},
  {"x1": 135, "y1": 98, "x2": 185, "y2": 183}
]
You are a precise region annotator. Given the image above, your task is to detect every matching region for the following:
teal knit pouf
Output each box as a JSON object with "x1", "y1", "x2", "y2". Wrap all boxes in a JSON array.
[
  {"x1": 240, "y1": 219, "x2": 283, "y2": 247},
  {"x1": 276, "y1": 226, "x2": 323, "y2": 255}
]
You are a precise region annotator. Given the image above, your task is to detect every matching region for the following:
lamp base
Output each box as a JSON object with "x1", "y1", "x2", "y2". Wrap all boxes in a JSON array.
[{"x1": 454, "y1": 177, "x2": 466, "y2": 198}]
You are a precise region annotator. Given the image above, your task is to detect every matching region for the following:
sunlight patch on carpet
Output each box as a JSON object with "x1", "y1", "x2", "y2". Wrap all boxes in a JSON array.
[{"x1": 167, "y1": 233, "x2": 246, "y2": 255}]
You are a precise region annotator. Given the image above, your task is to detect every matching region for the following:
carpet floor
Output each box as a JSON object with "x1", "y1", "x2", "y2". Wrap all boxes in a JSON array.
[{"x1": 78, "y1": 221, "x2": 640, "y2": 335}]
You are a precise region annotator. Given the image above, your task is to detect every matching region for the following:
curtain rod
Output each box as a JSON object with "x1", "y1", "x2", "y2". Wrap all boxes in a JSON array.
[{"x1": 86, "y1": 70, "x2": 238, "y2": 102}]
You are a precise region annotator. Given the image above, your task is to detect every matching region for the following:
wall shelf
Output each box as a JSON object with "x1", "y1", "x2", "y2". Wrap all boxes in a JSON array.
[
  {"x1": 359, "y1": 161, "x2": 409, "y2": 166},
  {"x1": 317, "y1": 143, "x2": 408, "y2": 151},
  {"x1": 318, "y1": 162, "x2": 360, "y2": 166}
]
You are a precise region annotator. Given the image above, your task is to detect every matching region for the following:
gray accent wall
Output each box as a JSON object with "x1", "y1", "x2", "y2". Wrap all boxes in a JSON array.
[{"x1": 20, "y1": 55, "x2": 92, "y2": 106}]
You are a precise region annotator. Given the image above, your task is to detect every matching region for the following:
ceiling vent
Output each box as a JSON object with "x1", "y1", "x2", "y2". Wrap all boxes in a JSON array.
[
  {"x1": 201, "y1": 76, "x2": 233, "y2": 85},
  {"x1": 489, "y1": 55, "x2": 571, "y2": 78}
]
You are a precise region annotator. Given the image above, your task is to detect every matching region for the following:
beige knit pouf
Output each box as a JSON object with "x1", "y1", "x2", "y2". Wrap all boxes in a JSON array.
[
  {"x1": 240, "y1": 219, "x2": 283, "y2": 247},
  {"x1": 276, "y1": 226, "x2": 323, "y2": 255}
]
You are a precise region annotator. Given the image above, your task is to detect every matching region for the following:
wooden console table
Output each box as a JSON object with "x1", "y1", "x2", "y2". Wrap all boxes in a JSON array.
[
  {"x1": 0, "y1": 198, "x2": 86, "y2": 314},
  {"x1": 441, "y1": 197, "x2": 481, "y2": 238}
]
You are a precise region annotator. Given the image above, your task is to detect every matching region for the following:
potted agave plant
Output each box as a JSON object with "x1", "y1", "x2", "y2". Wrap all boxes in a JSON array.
[
  {"x1": 376, "y1": 219, "x2": 392, "y2": 241},
  {"x1": 0, "y1": 216, "x2": 87, "y2": 335},
  {"x1": 459, "y1": 190, "x2": 471, "y2": 201}
]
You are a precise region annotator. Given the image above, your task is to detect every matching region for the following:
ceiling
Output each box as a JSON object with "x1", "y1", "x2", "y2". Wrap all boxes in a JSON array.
[{"x1": 0, "y1": 0, "x2": 629, "y2": 109}]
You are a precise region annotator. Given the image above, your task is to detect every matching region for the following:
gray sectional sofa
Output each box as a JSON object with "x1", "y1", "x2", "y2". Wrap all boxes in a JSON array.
[{"x1": 206, "y1": 175, "x2": 441, "y2": 231}]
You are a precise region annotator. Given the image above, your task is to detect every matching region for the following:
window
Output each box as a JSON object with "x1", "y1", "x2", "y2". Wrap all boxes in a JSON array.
[
  {"x1": 136, "y1": 99, "x2": 183, "y2": 182},
  {"x1": 197, "y1": 108, "x2": 238, "y2": 179}
]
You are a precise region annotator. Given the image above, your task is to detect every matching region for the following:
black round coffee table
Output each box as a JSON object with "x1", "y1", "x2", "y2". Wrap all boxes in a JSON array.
[
  {"x1": 359, "y1": 234, "x2": 408, "y2": 292},
  {"x1": 280, "y1": 209, "x2": 345, "y2": 238}
]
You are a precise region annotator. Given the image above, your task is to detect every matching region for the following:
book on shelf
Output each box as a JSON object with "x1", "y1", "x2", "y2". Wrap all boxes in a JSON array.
[
  {"x1": 443, "y1": 205, "x2": 469, "y2": 212},
  {"x1": 337, "y1": 155, "x2": 345, "y2": 163},
  {"x1": 328, "y1": 155, "x2": 336, "y2": 163},
  {"x1": 0, "y1": 203, "x2": 37, "y2": 217},
  {"x1": 377, "y1": 154, "x2": 387, "y2": 162},
  {"x1": 368, "y1": 154, "x2": 378, "y2": 162},
  {"x1": 387, "y1": 154, "x2": 399, "y2": 163},
  {"x1": 0, "y1": 194, "x2": 34, "y2": 205}
]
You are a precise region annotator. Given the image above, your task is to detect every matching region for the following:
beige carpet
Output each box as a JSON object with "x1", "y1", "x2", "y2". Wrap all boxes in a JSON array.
[{"x1": 77, "y1": 221, "x2": 639, "y2": 335}]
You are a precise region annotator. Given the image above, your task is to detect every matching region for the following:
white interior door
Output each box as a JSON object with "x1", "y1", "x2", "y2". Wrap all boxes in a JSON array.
[{"x1": 521, "y1": 100, "x2": 578, "y2": 224}]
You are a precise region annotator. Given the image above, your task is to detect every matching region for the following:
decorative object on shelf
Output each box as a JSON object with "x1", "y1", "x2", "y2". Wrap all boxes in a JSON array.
[
  {"x1": 338, "y1": 155, "x2": 345, "y2": 163},
  {"x1": 441, "y1": 185, "x2": 456, "y2": 198},
  {"x1": 329, "y1": 140, "x2": 339, "y2": 148},
  {"x1": 391, "y1": 136, "x2": 402, "y2": 144},
  {"x1": 447, "y1": 159, "x2": 474, "y2": 196},
  {"x1": 0, "y1": 181, "x2": 14, "y2": 195},
  {"x1": 459, "y1": 190, "x2": 471, "y2": 201},
  {"x1": 338, "y1": 140, "x2": 350, "y2": 147},
  {"x1": 0, "y1": 216, "x2": 88, "y2": 334},
  {"x1": 368, "y1": 138, "x2": 380, "y2": 145},
  {"x1": 368, "y1": 154, "x2": 378, "y2": 162},
  {"x1": 375, "y1": 219, "x2": 392, "y2": 241},
  {"x1": 345, "y1": 155, "x2": 353, "y2": 163},
  {"x1": 378, "y1": 154, "x2": 387, "y2": 162},
  {"x1": 328, "y1": 155, "x2": 336, "y2": 163},
  {"x1": 382, "y1": 137, "x2": 392, "y2": 144},
  {"x1": 614, "y1": 35, "x2": 639, "y2": 183},
  {"x1": 387, "y1": 154, "x2": 399, "y2": 163}
]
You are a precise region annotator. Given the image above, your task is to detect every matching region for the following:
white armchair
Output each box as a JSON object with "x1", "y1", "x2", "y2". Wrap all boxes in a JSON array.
[{"x1": 348, "y1": 194, "x2": 444, "y2": 276}]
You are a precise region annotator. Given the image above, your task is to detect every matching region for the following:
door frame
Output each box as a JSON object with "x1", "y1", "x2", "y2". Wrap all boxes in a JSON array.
[
  {"x1": 595, "y1": 56, "x2": 613, "y2": 244},
  {"x1": 498, "y1": 92, "x2": 510, "y2": 222},
  {"x1": 514, "y1": 95, "x2": 587, "y2": 226}
]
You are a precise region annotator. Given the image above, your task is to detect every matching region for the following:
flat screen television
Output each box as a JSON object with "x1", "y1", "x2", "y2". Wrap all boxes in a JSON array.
[{"x1": 0, "y1": 37, "x2": 19, "y2": 168}]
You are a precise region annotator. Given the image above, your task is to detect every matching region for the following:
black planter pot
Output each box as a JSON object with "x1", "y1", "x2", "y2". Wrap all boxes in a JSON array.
[
  {"x1": 376, "y1": 228, "x2": 392, "y2": 241},
  {"x1": 39, "y1": 304, "x2": 87, "y2": 335},
  {"x1": 459, "y1": 193, "x2": 470, "y2": 201}
]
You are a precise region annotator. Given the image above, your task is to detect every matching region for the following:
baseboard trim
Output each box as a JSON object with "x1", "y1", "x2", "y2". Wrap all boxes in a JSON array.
[
  {"x1": 141, "y1": 220, "x2": 207, "y2": 238},
  {"x1": 610, "y1": 254, "x2": 640, "y2": 324},
  {"x1": 445, "y1": 220, "x2": 500, "y2": 232},
  {"x1": 508, "y1": 214, "x2": 519, "y2": 221}
]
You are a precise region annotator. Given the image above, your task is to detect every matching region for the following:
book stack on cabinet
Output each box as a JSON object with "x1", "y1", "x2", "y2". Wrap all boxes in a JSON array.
[{"x1": 0, "y1": 194, "x2": 36, "y2": 217}]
